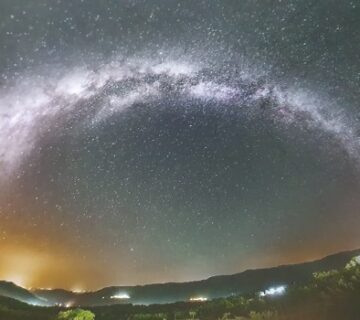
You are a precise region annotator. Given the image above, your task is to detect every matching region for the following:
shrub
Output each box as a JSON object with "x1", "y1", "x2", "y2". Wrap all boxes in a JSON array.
[{"x1": 56, "y1": 308, "x2": 95, "y2": 320}]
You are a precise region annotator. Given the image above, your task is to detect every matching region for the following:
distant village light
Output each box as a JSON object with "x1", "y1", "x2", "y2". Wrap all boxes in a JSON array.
[
  {"x1": 110, "y1": 293, "x2": 131, "y2": 300},
  {"x1": 259, "y1": 285, "x2": 286, "y2": 297},
  {"x1": 189, "y1": 296, "x2": 208, "y2": 302}
]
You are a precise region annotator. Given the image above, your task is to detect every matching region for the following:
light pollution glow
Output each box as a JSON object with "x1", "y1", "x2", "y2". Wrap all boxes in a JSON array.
[
  {"x1": 0, "y1": 243, "x2": 113, "y2": 290},
  {"x1": 0, "y1": 236, "x2": 359, "y2": 290}
]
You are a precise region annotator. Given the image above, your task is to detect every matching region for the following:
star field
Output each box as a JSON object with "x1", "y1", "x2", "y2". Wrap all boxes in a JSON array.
[{"x1": 0, "y1": 0, "x2": 360, "y2": 290}]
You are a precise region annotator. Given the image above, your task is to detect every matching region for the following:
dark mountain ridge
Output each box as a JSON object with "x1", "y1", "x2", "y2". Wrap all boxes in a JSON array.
[
  {"x1": 1, "y1": 248, "x2": 360, "y2": 307},
  {"x1": 0, "y1": 281, "x2": 48, "y2": 306}
]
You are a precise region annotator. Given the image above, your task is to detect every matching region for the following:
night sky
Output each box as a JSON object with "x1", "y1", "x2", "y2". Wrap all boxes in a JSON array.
[{"x1": 1, "y1": 0, "x2": 360, "y2": 291}]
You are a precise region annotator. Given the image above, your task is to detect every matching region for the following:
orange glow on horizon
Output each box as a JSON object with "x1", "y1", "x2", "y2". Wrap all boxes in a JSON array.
[
  {"x1": 0, "y1": 243, "x2": 112, "y2": 291},
  {"x1": 1, "y1": 239, "x2": 359, "y2": 291}
]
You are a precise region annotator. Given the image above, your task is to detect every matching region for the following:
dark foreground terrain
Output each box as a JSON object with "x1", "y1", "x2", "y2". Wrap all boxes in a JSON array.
[{"x1": 1, "y1": 255, "x2": 360, "y2": 320}]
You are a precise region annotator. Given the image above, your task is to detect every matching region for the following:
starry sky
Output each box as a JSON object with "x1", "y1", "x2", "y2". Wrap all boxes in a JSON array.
[{"x1": 0, "y1": 0, "x2": 360, "y2": 291}]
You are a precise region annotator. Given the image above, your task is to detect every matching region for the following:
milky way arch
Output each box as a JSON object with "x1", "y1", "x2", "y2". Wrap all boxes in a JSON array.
[{"x1": 1, "y1": 56, "x2": 358, "y2": 182}]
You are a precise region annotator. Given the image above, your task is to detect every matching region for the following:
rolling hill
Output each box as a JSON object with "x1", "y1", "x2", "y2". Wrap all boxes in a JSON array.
[
  {"x1": 0, "y1": 281, "x2": 49, "y2": 306},
  {"x1": 1, "y1": 248, "x2": 360, "y2": 307}
]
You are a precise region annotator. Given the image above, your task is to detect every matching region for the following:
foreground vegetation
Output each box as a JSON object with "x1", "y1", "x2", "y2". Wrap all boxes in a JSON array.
[{"x1": 1, "y1": 256, "x2": 360, "y2": 320}]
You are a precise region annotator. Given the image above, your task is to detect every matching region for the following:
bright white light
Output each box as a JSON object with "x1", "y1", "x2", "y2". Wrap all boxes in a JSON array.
[
  {"x1": 189, "y1": 296, "x2": 208, "y2": 302},
  {"x1": 110, "y1": 293, "x2": 130, "y2": 300},
  {"x1": 259, "y1": 286, "x2": 286, "y2": 297}
]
